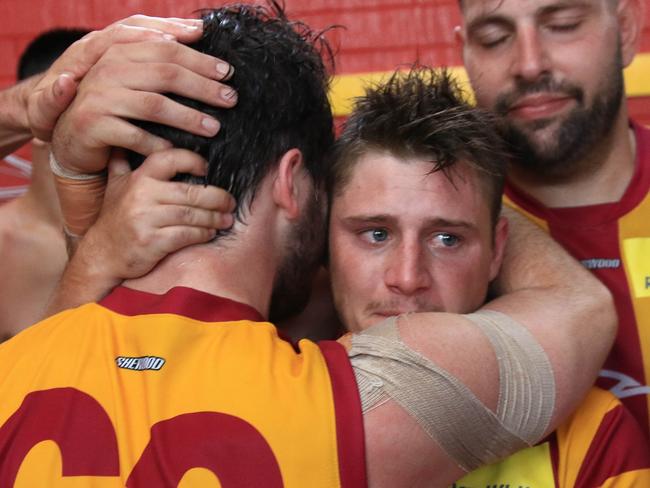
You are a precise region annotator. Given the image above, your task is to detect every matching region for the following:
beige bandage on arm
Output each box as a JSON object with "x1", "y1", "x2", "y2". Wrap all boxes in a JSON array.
[
  {"x1": 349, "y1": 310, "x2": 555, "y2": 472},
  {"x1": 50, "y1": 152, "x2": 107, "y2": 237}
]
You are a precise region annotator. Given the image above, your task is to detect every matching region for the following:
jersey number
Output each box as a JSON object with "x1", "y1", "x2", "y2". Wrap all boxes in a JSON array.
[{"x1": 0, "y1": 388, "x2": 283, "y2": 486}]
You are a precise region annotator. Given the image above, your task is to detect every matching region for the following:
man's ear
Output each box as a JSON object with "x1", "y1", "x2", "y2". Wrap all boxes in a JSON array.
[
  {"x1": 455, "y1": 23, "x2": 471, "y2": 68},
  {"x1": 454, "y1": 24, "x2": 466, "y2": 48},
  {"x1": 489, "y1": 215, "x2": 509, "y2": 281},
  {"x1": 618, "y1": 0, "x2": 645, "y2": 67},
  {"x1": 272, "y1": 148, "x2": 305, "y2": 220}
]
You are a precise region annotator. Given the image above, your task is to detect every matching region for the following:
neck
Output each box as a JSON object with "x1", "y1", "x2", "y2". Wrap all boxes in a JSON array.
[
  {"x1": 123, "y1": 228, "x2": 278, "y2": 320},
  {"x1": 507, "y1": 109, "x2": 636, "y2": 208}
]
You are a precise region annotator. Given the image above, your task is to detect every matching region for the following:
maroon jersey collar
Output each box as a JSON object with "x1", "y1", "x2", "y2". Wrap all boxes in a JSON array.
[
  {"x1": 504, "y1": 121, "x2": 650, "y2": 227},
  {"x1": 99, "y1": 286, "x2": 265, "y2": 323}
]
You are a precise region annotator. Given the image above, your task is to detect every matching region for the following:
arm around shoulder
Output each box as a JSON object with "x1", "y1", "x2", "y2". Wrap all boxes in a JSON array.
[{"x1": 485, "y1": 206, "x2": 616, "y2": 425}]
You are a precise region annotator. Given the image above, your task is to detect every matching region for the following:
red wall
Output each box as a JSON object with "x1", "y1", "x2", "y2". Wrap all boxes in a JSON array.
[
  {"x1": 2, "y1": 0, "x2": 650, "y2": 119},
  {"x1": 1, "y1": 0, "x2": 466, "y2": 88}
]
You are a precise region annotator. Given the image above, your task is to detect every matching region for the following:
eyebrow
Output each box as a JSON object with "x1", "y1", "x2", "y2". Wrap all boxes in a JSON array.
[
  {"x1": 537, "y1": 2, "x2": 592, "y2": 18},
  {"x1": 340, "y1": 214, "x2": 478, "y2": 231},
  {"x1": 466, "y1": 1, "x2": 591, "y2": 34},
  {"x1": 466, "y1": 13, "x2": 513, "y2": 36}
]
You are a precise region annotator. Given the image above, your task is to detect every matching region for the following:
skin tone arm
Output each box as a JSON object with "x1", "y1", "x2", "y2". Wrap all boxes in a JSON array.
[
  {"x1": 51, "y1": 17, "x2": 237, "y2": 175},
  {"x1": 40, "y1": 15, "x2": 240, "y2": 316},
  {"x1": 0, "y1": 15, "x2": 224, "y2": 160},
  {"x1": 47, "y1": 14, "x2": 238, "y2": 241},
  {"x1": 358, "y1": 206, "x2": 617, "y2": 487},
  {"x1": 46, "y1": 149, "x2": 235, "y2": 315},
  {"x1": 0, "y1": 74, "x2": 69, "y2": 158}
]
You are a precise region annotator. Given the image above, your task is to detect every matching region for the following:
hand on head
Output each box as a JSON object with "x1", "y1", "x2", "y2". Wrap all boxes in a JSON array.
[
  {"x1": 37, "y1": 15, "x2": 235, "y2": 175},
  {"x1": 76, "y1": 147, "x2": 236, "y2": 282}
]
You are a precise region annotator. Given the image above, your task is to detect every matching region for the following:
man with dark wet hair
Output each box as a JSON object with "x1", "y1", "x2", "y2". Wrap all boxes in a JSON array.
[
  {"x1": 0, "y1": 21, "x2": 233, "y2": 340},
  {"x1": 0, "y1": 6, "x2": 346, "y2": 485}
]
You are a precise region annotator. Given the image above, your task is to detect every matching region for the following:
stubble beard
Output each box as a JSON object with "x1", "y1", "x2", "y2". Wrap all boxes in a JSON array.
[
  {"x1": 496, "y1": 49, "x2": 625, "y2": 181},
  {"x1": 268, "y1": 192, "x2": 327, "y2": 323}
]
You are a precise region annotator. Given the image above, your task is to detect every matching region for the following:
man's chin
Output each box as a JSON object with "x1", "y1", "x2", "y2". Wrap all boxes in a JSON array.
[
  {"x1": 503, "y1": 120, "x2": 569, "y2": 170},
  {"x1": 507, "y1": 114, "x2": 564, "y2": 141}
]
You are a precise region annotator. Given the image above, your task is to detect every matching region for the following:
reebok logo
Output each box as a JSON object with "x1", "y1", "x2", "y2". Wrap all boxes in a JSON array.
[{"x1": 116, "y1": 356, "x2": 166, "y2": 372}]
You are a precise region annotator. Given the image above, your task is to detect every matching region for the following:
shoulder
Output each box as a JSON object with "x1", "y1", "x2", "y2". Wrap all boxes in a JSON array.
[
  {"x1": 0, "y1": 304, "x2": 103, "y2": 352},
  {"x1": 555, "y1": 387, "x2": 650, "y2": 487},
  {"x1": 556, "y1": 387, "x2": 633, "y2": 448}
]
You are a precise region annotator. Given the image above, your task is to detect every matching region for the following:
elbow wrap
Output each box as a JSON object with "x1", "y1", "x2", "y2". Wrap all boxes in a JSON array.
[{"x1": 349, "y1": 310, "x2": 555, "y2": 472}]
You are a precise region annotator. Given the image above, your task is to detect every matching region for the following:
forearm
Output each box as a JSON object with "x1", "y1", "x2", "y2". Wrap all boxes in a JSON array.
[
  {"x1": 485, "y1": 206, "x2": 616, "y2": 427},
  {"x1": 0, "y1": 77, "x2": 39, "y2": 158},
  {"x1": 46, "y1": 230, "x2": 122, "y2": 316},
  {"x1": 46, "y1": 148, "x2": 235, "y2": 318}
]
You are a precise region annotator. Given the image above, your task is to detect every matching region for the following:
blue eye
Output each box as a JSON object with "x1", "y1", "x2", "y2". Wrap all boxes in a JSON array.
[
  {"x1": 434, "y1": 233, "x2": 459, "y2": 248},
  {"x1": 360, "y1": 228, "x2": 389, "y2": 244},
  {"x1": 370, "y1": 229, "x2": 388, "y2": 242}
]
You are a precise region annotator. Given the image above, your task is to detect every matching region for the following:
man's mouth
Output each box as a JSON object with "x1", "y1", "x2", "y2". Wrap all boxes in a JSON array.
[
  {"x1": 507, "y1": 93, "x2": 574, "y2": 121},
  {"x1": 372, "y1": 310, "x2": 407, "y2": 318},
  {"x1": 370, "y1": 304, "x2": 439, "y2": 318}
]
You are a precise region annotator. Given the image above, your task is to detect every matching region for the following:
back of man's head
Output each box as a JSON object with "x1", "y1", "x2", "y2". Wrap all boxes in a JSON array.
[
  {"x1": 129, "y1": 2, "x2": 335, "y2": 222},
  {"x1": 330, "y1": 67, "x2": 509, "y2": 226},
  {"x1": 18, "y1": 28, "x2": 89, "y2": 81}
]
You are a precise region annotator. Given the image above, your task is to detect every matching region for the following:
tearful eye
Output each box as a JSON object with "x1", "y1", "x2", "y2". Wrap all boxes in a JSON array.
[
  {"x1": 360, "y1": 228, "x2": 389, "y2": 244},
  {"x1": 433, "y1": 233, "x2": 459, "y2": 248},
  {"x1": 370, "y1": 229, "x2": 388, "y2": 242}
]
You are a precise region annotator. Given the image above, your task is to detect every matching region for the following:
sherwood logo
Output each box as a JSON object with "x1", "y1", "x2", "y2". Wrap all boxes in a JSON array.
[
  {"x1": 580, "y1": 258, "x2": 621, "y2": 270},
  {"x1": 116, "y1": 356, "x2": 166, "y2": 372}
]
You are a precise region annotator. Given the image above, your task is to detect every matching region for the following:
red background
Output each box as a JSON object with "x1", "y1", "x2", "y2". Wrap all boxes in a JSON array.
[{"x1": 1, "y1": 0, "x2": 649, "y2": 119}]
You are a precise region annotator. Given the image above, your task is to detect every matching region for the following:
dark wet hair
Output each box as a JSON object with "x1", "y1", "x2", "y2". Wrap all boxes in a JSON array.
[{"x1": 128, "y1": 2, "x2": 335, "y2": 225}]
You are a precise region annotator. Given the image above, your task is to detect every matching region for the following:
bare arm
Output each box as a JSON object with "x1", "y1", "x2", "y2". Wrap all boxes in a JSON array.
[
  {"x1": 48, "y1": 15, "x2": 236, "y2": 239},
  {"x1": 42, "y1": 14, "x2": 239, "y2": 314},
  {"x1": 0, "y1": 15, "x2": 212, "y2": 160},
  {"x1": 0, "y1": 77, "x2": 36, "y2": 158},
  {"x1": 481, "y1": 207, "x2": 615, "y2": 422},
  {"x1": 356, "y1": 206, "x2": 616, "y2": 487},
  {"x1": 0, "y1": 74, "x2": 76, "y2": 159},
  {"x1": 46, "y1": 149, "x2": 235, "y2": 315}
]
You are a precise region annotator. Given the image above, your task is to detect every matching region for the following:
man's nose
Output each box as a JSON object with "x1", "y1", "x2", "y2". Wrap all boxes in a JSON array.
[
  {"x1": 384, "y1": 241, "x2": 432, "y2": 296},
  {"x1": 511, "y1": 25, "x2": 550, "y2": 82}
]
